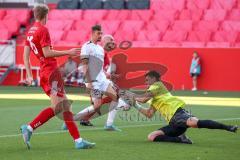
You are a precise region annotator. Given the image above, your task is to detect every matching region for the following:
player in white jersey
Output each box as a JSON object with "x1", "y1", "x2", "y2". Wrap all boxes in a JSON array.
[
  {"x1": 73, "y1": 25, "x2": 129, "y2": 123},
  {"x1": 77, "y1": 34, "x2": 122, "y2": 131}
]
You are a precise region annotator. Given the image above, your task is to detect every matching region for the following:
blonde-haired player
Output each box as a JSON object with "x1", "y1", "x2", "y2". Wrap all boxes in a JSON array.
[{"x1": 20, "y1": 4, "x2": 95, "y2": 149}]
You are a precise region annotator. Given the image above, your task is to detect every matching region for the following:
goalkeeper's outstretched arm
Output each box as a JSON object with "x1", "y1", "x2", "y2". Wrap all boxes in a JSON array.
[
  {"x1": 134, "y1": 102, "x2": 156, "y2": 118},
  {"x1": 132, "y1": 91, "x2": 156, "y2": 118},
  {"x1": 133, "y1": 91, "x2": 153, "y2": 103}
]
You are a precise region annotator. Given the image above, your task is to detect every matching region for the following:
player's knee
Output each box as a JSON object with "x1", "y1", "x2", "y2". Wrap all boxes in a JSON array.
[
  {"x1": 53, "y1": 104, "x2": 63, "y2": 114},
  {"x1": 187, "y1": 117, "x2": 199, "y2": 128}
]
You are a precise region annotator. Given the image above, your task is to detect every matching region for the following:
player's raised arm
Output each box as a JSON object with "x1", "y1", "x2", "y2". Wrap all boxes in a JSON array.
[
  {"x1": 42, "y1": 46, "x2": 80, "y2": 58},
  {"x1": 23, "y1": 45, "x2": 33, "y2": 85}
]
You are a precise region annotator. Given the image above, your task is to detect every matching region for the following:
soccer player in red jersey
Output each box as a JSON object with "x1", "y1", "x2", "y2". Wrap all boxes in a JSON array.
[{"x1": 20, "y1": 4, "x2": 95, "y2": 149}]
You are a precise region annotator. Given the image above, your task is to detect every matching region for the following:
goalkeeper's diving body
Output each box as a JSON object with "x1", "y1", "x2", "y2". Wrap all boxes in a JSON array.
[{"x1": 132, "y1": 70, "x2": 238, "y2": 144}]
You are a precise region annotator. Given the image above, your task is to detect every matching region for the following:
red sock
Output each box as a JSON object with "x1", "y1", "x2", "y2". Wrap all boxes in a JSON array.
[
  {"x1": 83, "y1": 111, "x2": 96, "y2": 121},
  {"x1": 83, "y1": 97, "x2": 112, "y2": 121},
  {"x1": 63, "y1": 111, "x2": 80, "y2": 140},
  {"x1": 29, "y1": 107, "x2": 55, "y2": 130},
  {"x1": 102, "y1": 96, "x2": 112, "y2": 104}
]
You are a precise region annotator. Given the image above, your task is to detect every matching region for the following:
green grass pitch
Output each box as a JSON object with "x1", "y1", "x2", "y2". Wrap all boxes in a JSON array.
[{"x1": 0, "y1": 86, "x2": 239, "y2": 160}]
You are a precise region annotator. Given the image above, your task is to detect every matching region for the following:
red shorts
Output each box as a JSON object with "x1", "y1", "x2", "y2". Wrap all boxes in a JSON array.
[{"x1": 40, "y1": 68, "x2": 65, "y2": 97}]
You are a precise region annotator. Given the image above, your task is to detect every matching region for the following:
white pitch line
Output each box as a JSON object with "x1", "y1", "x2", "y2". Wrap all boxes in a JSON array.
[
  {"x1": 0, "y1": 123, "x2": 161, "y2": 139},
  {"x1": 0, "y1": 117, "x2": 239, "y2": 139}
]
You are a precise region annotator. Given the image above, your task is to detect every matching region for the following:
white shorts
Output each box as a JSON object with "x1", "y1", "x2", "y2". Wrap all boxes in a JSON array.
[
  {"x1": 92, "y1": 79, "x2": 112, "y2": 92},
  {"x1": 88, "y1": 79, "x2": 112, "y2": 99}
]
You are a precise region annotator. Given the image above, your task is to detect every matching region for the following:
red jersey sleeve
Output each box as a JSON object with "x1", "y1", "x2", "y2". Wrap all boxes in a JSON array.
[
  {"x1": 40, "y1": 27, "x2": 51, "y2": 48},
  {"x1": 25, "y1": 38, "x2": 30, "y2": 46},
  {"x1": 104, "y1": 52, "x2": 110, "y2": 69}
]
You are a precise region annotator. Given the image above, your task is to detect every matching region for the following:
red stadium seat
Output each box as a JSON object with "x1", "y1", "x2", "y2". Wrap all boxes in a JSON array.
[
  {"x1": 105, "y1": 10, "x2": 131, "y2": 20},
  {"x1": 187, "y1": 31, "x2": 212, "y2": 42},
  {"x1": 221, "y1": 21, "x2": 240, "y2": 32},
  {"x1": 114, "y1": 30, "x2": 135, "y2": 43},
  {"x1": 237, "y1": 34, "x2": 240, "y2": 42},
  {"x1": 0, "y1": 10, "x2": 6, "y2": 20},
  {"x1": 154, "y1": 42, "x2": 181, "y2": 48},
  {"x1": 203, "y1": 9, "x2": 227, "y2": 21},
  {"x1": 206, "y1": 42, "x2": 231, "y2": 48},
  {"x1": 181, "y1": 42, "x2": 205, "y2": 48},
  {"x1": 129, "y1": 10, "x2": 153, "y2": 21},
  {"x1": 0, "y1": 20, "x2": 20, "y2": 36},
  {"x1": 162, "y1": 30, "x2": 188, "y2": 42},
  {"x1": 0, "y1": 28, "x2": 10, "y2": 40},
  {"x1": 172, "y1": 20, "x2": 192, "y2": 31},
  {"x1": 100, "y1": 20, "x2": 121, "y2": 35},
  {"x1": 153, "y1": 10, "x2": 179, "y2": 22},
  {"x1": 0, "y1": 21, "x2": 6, "y2": 29},
  {"x1": 233, "y1": 43, "x2": 240, "y2": 48},
  {"x1": 55, "y1": 40, "x2": 80, "y2": 46},
  {"x1": 193, "y1": 21, "x2": 219, "y2": 32},
  {"x1": 48, "y1": 30, "x2": 64, "y2": 44},
  {"x1": 46, "y1": 20, "x2": 74, "y2": 30},
  {"x1": 150, "y1": 0, "x2": 185, "y2": 10},
  {"x1": 149, "y1": 0, "x2": 160, "y2": 10},
  {"x1": 186, "y1": 0, "x2": 210, "y2": 10},
  {"x1": 4, "y1": 9, "x2": 31, "y2": 26},
  {"x1": 212, "y1": 31, "x2": 238, "y2": 43},
  {"x1": 132, "y1": 41, "x2": 154, "y2": 48},
  {"x1": 64, "y1": 30, "x2": 89, "y2": 43},
  {"x1": 170, "y1": 0, "x2": 186, "y2": 10},
  {"x1": 145, "y1": 20, "x2": 169, "y2": 32},
  {"x1": 228, "y1": 9, "x2": 240, "y2": 21},
  {"x1": 210, "y1": 0, "x2": 237, "y2": 10},
  {"x1": 121, "y1": 20, "x2": 144, "y2": 32},
  {"x1": 48, "y1": 10, "x2": 82, "y2": 20},
  {"x1": 179, "y1": 9, "x2": 203, "y2": 21},
  {"x1": 74, "y1": 20, "x2": 97, "y2": 32},
  {"x1": 136, "y1": 30, "x2": 161, "y2": 41},
  {"x1": 83, "y1": 10, "x2": 107, "y2": 21}
]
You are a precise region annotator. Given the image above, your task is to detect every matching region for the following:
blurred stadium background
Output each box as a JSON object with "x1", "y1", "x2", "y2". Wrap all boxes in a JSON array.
[
  {"x1": 0, "y1": 1, "x2": 239, "y2": 160},
  {"x1": 0, "y1": 0, "x2": 239, "y2": 91}
]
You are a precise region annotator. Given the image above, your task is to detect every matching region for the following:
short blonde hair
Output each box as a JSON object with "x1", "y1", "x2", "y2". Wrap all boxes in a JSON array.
[{"x1": 33, "y1": 4, "x2": 49, "y2": 20}]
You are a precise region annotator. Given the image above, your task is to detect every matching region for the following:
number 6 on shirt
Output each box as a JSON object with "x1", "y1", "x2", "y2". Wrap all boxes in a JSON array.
[{"x1": 27, "y1": 36, "x2": 39, "y2": 55}]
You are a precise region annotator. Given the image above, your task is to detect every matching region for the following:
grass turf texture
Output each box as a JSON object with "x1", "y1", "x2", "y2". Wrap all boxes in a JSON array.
[{"x1": 0, "y1": 86, "x2": 239, "y2": 160}]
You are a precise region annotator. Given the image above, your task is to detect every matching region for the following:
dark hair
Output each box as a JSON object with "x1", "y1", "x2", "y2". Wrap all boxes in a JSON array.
[
  {"x1": 92, "y1": 24, "x2": 102, "y2": 32},
  {"x1": 193, "y1": 51, "x2": 198, "y2": 55},
  {"x1": 145, "y1": 70, "x2": 161, "y2": 80}
]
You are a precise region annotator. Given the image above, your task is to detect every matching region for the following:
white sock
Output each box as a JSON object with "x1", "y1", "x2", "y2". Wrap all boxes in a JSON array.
[
  {"x1": 116, "y1": 98, "x2": 128, "y2": 109},
  {"x1": 27, "y1": 125, "x2": 33, "y2": 132},
  {"x1": 106, "y1": 101, "x2": 118, "y2": 126},
  {"x1": 74, "y1": 105, "x2": 95, "y2": 121},
  {"x1": 75, "y1": 138, "x2": 83, "y2": 143}
]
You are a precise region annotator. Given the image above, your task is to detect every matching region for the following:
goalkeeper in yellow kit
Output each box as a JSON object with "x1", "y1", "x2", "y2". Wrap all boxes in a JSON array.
[{"x1": 131, "y1": 70, "x2": 238, "y2": 144}]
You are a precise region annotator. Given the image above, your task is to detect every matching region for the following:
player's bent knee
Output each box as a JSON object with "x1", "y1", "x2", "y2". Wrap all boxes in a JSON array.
[
  {"x1": 148, "y1": 131, "x2": 164, "y2": 141},
  {"x1": 187, "y1": 117, "x2": 199, "y2": 128}
]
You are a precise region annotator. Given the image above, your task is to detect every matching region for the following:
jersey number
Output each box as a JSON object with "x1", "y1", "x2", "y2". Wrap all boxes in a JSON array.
[{"x1": 27, "y1": 36, "x2": 39, "y2": 55}]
